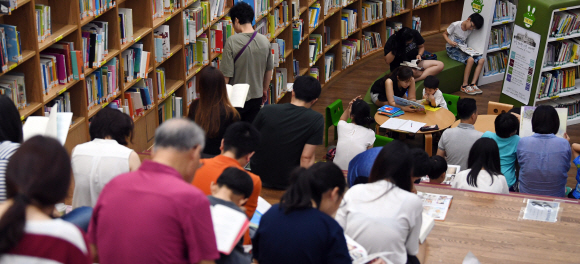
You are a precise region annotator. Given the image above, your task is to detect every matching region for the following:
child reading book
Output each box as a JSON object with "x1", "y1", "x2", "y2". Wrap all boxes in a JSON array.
[
  {"x1": 442, "y1": 13, "x2": 485, "y2": 95},
  {"x1": 422, "y1": 75, "x2": 447, "y2": 109},
  {"x1": 370, "y1": 66, "x2": 418, "y2": 112},
  {"x1": 482, "y1": 113, "x2": 520, "y2": 191},
  {"x1": 209, "y1": 167, "x2": 255, "y2": 264}
]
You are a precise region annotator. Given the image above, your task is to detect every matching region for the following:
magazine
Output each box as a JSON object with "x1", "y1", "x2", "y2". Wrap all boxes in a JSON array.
[
  {"x1": 400, "y1": 59, "x2": 422, "y2": 70},
  {"x1": 417, "y1": 192, "x2": 453, "y2": 220},
  {"x1": 457, "y1": 44, "x2": 482, "y2": 56},
  {"x1": 421, "y1": 164, "x2": 460, "y2": 184}
]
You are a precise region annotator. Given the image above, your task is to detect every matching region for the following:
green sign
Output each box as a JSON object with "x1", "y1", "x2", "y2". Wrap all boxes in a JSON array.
[
  {"x1": 471, "y1": 0, "x2": 483, "y2": 13},
  {"x1": 523, "y1": 5, "x2": 536, "y2": 28}
]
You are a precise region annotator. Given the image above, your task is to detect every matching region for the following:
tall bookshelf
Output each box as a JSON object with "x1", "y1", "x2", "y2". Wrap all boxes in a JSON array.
[
  {"x1": 499, "y1": 0, "x2": 580, "y2": 126},
  {"x1": 7, "y1": 0, "x2": 463, "y2": 153}
]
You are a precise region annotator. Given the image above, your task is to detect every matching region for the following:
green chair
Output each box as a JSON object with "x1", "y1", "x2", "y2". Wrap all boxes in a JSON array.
[
  {"x1": 325, "y1": 99, "x2": 344, "y2": 147},
  {"x1": 442, "y1": 93, "x2": 460, "y2": 118},
  {"x1": 373, "y1": 134, "x2": 394, "y2": 147}
]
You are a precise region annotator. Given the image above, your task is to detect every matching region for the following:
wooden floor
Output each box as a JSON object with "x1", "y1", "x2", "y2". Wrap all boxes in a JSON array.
[{"x1": 310, "y1": 33, "x2": 580, "y2": 191}]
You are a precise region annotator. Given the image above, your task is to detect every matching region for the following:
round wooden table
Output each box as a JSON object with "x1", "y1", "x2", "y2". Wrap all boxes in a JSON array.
[
  {"x1": 451, "y1": 114, "x2": 496, "y2": 133},
  {"x1": 374, "y1": 109, "x2": 456, "y2": 156}
]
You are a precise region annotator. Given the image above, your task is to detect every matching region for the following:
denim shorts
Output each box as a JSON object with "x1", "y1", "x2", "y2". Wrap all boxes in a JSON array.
[{"x1": 446, "y1": 46, "x2": 482, "y2": 64}]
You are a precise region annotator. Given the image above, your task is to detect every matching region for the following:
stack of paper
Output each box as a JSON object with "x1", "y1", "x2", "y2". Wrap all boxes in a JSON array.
[{"x1": 380, "y1": 118, "x2": 426, "y2": 133}]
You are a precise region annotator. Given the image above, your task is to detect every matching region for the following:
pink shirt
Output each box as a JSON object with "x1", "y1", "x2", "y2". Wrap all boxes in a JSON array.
[{"x1": 88, "y1": 160, "x2": 219, "y2": 264}]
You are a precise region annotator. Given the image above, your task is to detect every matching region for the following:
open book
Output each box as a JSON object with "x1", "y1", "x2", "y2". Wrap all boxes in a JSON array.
[
  {"x1": 417, "y1": 192, "x2": 453, "y2": 221},
  {"x1": 22, "y1": 103, "x2": 73, "y2": 145},
  {"x1": 520, "y1": 106, "x2": 567, "y2": 138},
  {"x1": 226, "y1": 83, "x2": 250, "y2": 108},
  {"x1": 457, "y1": 44, "x2": 482, "y2": 56},
  {"x1": 420, "y1": 164, "x2": 460, "y2": 184},
  {"x1": 380, "y1": 118, "x2": 426, "y2": 133},
  {"x1": 211, "y1": 204, "x2": 250, "y2": 255},
  {"x1": 394, "y1": 96, "x2": 426, "y2": 112},
  {"x1": 400, "y1": 59, "x2": 422, "y2": 70},
  {"x1": 249, "y1": 196, "x2": 272, "y2": 229}
]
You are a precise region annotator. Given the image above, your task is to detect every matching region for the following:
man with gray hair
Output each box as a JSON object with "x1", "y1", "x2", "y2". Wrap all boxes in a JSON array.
[{"x1": 88, "y1": 119, "x2": 219, "y2": 264}]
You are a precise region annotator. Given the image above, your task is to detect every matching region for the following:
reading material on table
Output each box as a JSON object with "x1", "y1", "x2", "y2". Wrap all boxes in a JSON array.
[
  {"x1": 420, "y1": 212, "x2": 435, "y2": 244},
  {"x1": 225, "y1": 83, "x2": 250, "y2": 108},
  {"x1": 210, "y1": 204, "x2": 250, "y2": 255},
  {"x1": 417, "y1": 192, "x2": 453, "y2": 221},
  {"x1": 522, "y1": 199, "x2": 560, "y2": 223},
  {"x1": 520, "y1": 106, "x2": 567, "y2": 138},
  {"x1": 394, "y1": 96, "x2": 426, "y2": 112},
  {"x1": 380, "y1": 118, "x2": 426, "y2": 133}
]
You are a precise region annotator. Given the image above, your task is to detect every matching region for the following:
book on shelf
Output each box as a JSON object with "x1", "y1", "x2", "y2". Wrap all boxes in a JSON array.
[
  {"x1": 520, "y1": 106, "x2": 567, "y2": 138},
  {"x1": 186, "y1": 76, "x2": 198, "y2": 107},
  {"x1": 196, "y1": 34, "x2": 209, "y2": 65},
  {"x1": 417, "y1": 191, "x2": 453, "y2": 221},
  {"x1": 118, "y1": 8, "x2": 134, "y2": 45},
  {"x1": 413, "y1": 0, "x2": 437, "y2": 9},
  {"x1": 292, "y1": 19, "x2": 304, "y2": 48},
  {"x1": 292, "y1": 58, "x2": 299, "y2": 77},
  {"x1": 361, "y1": 31, "x2": 382, "y2": 56},
  {"x1": 154, "y1": 25, "x2": 171, "y2": 61},
  {"x1": 274, "y1": 68, "x2": 287, "y2": 102},
  {"x1": 210, "y1": 54, "x2": 221, "y2": 69},
  {"x1": 185, "y1": 43, "x2": 198, "y2": 73},
  {"x1": 488, "y1": 24, "x2": 512, "y2": 50},
  {"x1": 341, "y1": 8, "x2": 357, "y2": 38},
  {"x1": 0, "y1": 72, "x2": 26, "y2": 110},
  {"x1": 391, "y1": 0, "x2": 405, "y2": 16},
  {"x1": 0, "y1": 24, "x2": 21, "y2": 64},
  {"x1": 158, "y1": 94, "x2": 184, "y2": 123},
  {"x1": 82, "y1": 21, "x2": 109, "y2": 68},
  {"x1": 185, "y1": 3, "x2": 207, "y2": 37},
  {"x1": 156, "y1": 67, "x2": 166, "y2": 99},
  {"x1": 255, "y1": 18, "x2": 268, "y2": 37},
  {"x1": 35, "y1": 4, "x2": 51, "y2": 43},
  {"x1": 211, "y1": 203, "x2": 250, "y2": 255},
  {"x1": 309, "y1": 34, "x2": 322, "y2": 64},
  {"x1": 483, "y1": 50, "x2": 507, "y2": 76},
  {"x1": 183, "y1": 8, "x2": 198, "y2": 44},
  {"x1": 551, "y1": 95, "x2": 580, "y2": 120},
  {"x1": 45, "y1": 92, "x2": 72, "y2": 114},
  {"x1": 0, "y1": 0, "x2": 15, "y2": 15},
  {"x1": 412, "y1": 16, "x2": 421, "y2": 32},
  {"x1": 23, "y1": 102, "x2": 72, "y2": 146},
  {"x1": 537, "y1": 68, "x2": 577, "y2": 99},
  {"x1": 79, "y1": 0, "x2": 115, "y2": 20},
  {"x1": 85, "y1": 58, "x2": 119, "y2": 109},
  {"x1": 309, "y1": 66, "x2": 319, "y2": 80},
  {"x1": 492, "y1": 0, "x2": 517, "y2": 23},
  {"x1": 324, "y1": 53, "x2": 335, "y2": 81},
  {"x1": 210, "y1": 22, "x2": 224, "y2": 54},
  {"x1": 549, "y1": 9, "x2": 580, "y2": 38},
  {"x1": 544, "y1": 39, "x2": 580, "y2": 67},
  {"x1": 341, "y1": 38, "x2": 359, "y2": 68},
  {"x1": 291, "y1": 0, "x2": 299, "y2": 19},
  {"x1": 309, "y1": 2, "x2": 321, "y2": 28},
  {"x1": 361, "y1": 0, "x2": 383, "y2": 24}
]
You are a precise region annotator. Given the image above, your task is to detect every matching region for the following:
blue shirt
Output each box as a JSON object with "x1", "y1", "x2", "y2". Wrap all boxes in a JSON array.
[
  {"x1": 252, "y1": 204, "x2": 351, "y2": 264},
  {"x1": 571, "y1": 156, "x2": 580, "y2": 199},
  {"x1": 517, "y1": 134, "x2": 571, "y2": 197},
  {"x1": 347, "y1": 147, "x2": 383, "y2": 187},
  {"x1": 482, "y1": 132, "x2": 520, "y2": 187}
]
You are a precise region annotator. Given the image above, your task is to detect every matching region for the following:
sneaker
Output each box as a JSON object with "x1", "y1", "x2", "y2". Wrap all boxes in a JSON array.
[
  {"x1": 471, "y1": 84, "x2": 483, "y2": 94},
  {"x1": 461, "y1": 85, "x2": 477, "y2": 95}
]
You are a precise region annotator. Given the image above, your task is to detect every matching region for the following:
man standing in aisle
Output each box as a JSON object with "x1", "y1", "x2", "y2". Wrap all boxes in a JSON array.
[
  {"x1": 251, "y1": 76, "x2": 324, "y2": 189},
  {"x1": 88, "y1": 119, "x2": 219, "y2": 264},
  {"x1": 221, "y1": 2, "x2": 274, "y2": 123}
]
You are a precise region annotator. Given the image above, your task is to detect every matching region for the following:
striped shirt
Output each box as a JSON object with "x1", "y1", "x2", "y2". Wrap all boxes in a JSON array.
[
  {"x1": 0, "y1": 141, "x2": 19, "y2": 202},
  {"x1": 0, "y1": 219, "x2": 92, "y2": 264}
]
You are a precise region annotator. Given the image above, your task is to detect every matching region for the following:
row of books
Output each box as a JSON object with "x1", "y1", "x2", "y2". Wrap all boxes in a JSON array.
[
  {"x1": 309, "y1": 2, "x2": 321, "y2": 28},
  {"x1": 413, "y1": 0, "x2": 437, "y2": 9},
  {"x1": 35, "y1": 4, "x2": 52, "y2": 43},
  {"x1": 488, "y1": 24, "x2": 512, "y2": 50},
  {"x1": 309, "y1": 66, "x2": 320, "y2": 80},
  {"x1": 210, "y1": 54, "x2": 221, "y2": 68},
  {"x1": 483, "y1": 50, "x2": 507, "y2": 76},
  {"x1": 386, "y1": 22, "x2": 403, "y2": 39},
  {"x1": 378, "y1": 105, "x2": 403, "y2": 117},
  {"x1": 0, "y1": 72, "x2": 26, "y2": 110},
  {"x1": 154, "y1": 25, "x2": 171, "y2": 63},
  {"x1": 537, "y1": 68, "x2": 577, "y2": 99},
  {"x1": 273, "y1": 68, "x2": 287, "y2": 102},
  {"x1": 549, "y1": 96, "x2": 580, "y2": 120},
  {"x1": 341, "y1": 9, "x2": 357, "y2": 38},
  {"x1": 124, "y1": 78, "x2": 155, "y2": 119},
  {"x1": 543, "y1": 40, "x2": 580, "y2": 67},
  {"x1": 412, "y1": 16, "x2": 421, "y2": 33},
  {"x1": 324, "y1": 0, "x2": 340, "y2": 16},
  {"x1": 255, "y1": 18, "x2": 269, "y2": 37},
  {"x1": 0, "y1": 24, "x2": 22, "y2": 70},
  {"x1": 309, "y1": 34, "x2": 323, "y2": 65},
  {"x1": 119, "y1": 8, "x2": 134, "y2": 45},
  {"x1": 550, "y1": 10, "x2": 580, "y2": 38},
  {"x1": 0, "y1": 0, "x2": 17, "y2": 15},
  {"x1": 120, "y1": 43, "x2": 151, "y2": 84},
  {"x1": 40, "y1": 42, "x2": 85, "y2": 94},
  {"x1": 183, "y1": 2, "x2": 210, "y2": 42},
  {"x1": 292, "y1": 58, "x2": 300, "y2": 78},
  {"x1": 492, "y1": 0, "x2": 516, "y2": 23},
  {"x1": 82, "y1": 21, "x2": 110, "y2": 68},
  {"x1": 272, "y1": 38, "x2": 286, "y2": 66},
  {"x1": 207, "y1": 0, "x2": 228, "y2": 22},
  {"x1": 362, "y1": 0, "x2": 383, "y2": 25},
  {"x1": 186, "y1": 76, "x2": 198, "y2": 107},
  {"x1": 270, "y1": 2, "x2": 290, "y2": 33},
  {"x1": 156, "y1": 67, "x2": 170, "y2": 100},
  {"x1": 46, "y1": 92, "x2": 72, "y2": 113},
  {"x1": 386, "y1": 0, "x2": 406, "y2": 18},
  {"x1": 79, "y1": 0, "x2": 115, "y2": 20},
  {"x1": 158, "y1": 94, "x2": 184, "y2": 124},
  {"x1": 324, "y1": 53, "x2": 335, "y2": 81},
  {"x1": 342, "y1": 38, "x2": 360, "y2": 69},
  {"x1": 152, "y1": 0, "x2": 186, "y2": 18},
  {"x1": 361, "y1": 31, "x2": 382, "y2": 57},
  {"x1": 185, "y1": 37, "x2": 209, "y2": 75},
  {"x1": 85, "y1": 58, "x2": 119, "y2": 110}
]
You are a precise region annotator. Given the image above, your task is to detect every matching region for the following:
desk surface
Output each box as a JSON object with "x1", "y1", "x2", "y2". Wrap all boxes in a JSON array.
[
  {"x1": 416, "y1": 185, "x2": 580, "y2": 263},
  {"x1": 451, "y1": 114, "x2": 496, "y2": 133},
  {"x1": 374, "y1": 108, "x2": 456, "y2": 134}
]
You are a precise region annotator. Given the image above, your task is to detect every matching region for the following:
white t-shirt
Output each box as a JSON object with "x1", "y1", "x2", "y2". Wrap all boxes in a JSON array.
[
  {"x1": 422, "y1": 89, "x2": 448, "y2": 109},
  {"x1": 451, "y1": 169, "x2": 509, "y2": 194},
  {"x1": 333, "y1": 120, "x2": 376, "y2": 170},
  {"x1": 335, "y1": 180, "x2": 423, "y2": 264},
  {"x1": 446, "y1": 21, "x2": 472, "y2": 48},
  {"x1": 71, "y1": 138, "x2": 134, "y2": 208}
]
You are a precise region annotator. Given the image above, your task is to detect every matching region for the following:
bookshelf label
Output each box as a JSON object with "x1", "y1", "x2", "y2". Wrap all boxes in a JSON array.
[
  {"x1": 166, "y1": 16, "x2": 171, "y2": 22},
  {"x1": 556, "y1": 37, "x2": 564, "y2": 40},
  {"x1": 559, "y1": 7, "x2": 567, "y2": 11},
  {"x1": 551, "y1": 95, "x2": 559, "y2": 99},
  {"x1": 54, "y1": 35, "x2": 63, "y2": 43},
  {"x1": 554, "y1": 67, "x2": 561, "y2": 70},
  {"x1": 134, "y1": 35, "x2": 142, "y2": 42},
  {"x1": 102, "y1": 102, "x2": 109, "y2": 108},
  {"x1": 58, "y1": 88, "x2": 67, "y2": 95},
  {"x1": 8, "y1": 63, "x2": 17, "y2": 71}
]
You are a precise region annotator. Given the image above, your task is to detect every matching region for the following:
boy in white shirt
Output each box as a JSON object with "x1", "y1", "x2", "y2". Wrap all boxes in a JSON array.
[
  {"x1": 442, "y1": 13, "x2": 485, "y2": 95},
  {"x1": 422, "y1": 75, "x2": 447, "y2": 109}
]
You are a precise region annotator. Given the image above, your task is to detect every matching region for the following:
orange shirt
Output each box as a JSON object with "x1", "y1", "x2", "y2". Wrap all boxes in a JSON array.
[{"x1": 192, "y1": 155, "x2": 262, "y2": 244}]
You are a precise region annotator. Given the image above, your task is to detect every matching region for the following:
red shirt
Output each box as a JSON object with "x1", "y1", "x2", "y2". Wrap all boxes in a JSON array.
[{"x1": 88, "y1": 160, "x2": 219, "y2": 264}]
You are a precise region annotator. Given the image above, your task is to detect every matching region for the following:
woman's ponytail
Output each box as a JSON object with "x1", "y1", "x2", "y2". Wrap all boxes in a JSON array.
[
  {"x1": 0, "y1": 193, "x2": 29, "y2": 253},
  {"x1": 351, "y1": 100, "x2": 374, "y2": 127}
]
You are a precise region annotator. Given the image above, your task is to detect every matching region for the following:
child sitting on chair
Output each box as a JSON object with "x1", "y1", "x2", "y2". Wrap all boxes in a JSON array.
[
  {"x1": 427, "y1": 155, "x2": 448, "y2": 184},
  {"x1": 422, "y1": 75, "x2": 448, "y2": 109},
  {"x1": 442, "y1": 13, "x2": 485, "y2": 95}
]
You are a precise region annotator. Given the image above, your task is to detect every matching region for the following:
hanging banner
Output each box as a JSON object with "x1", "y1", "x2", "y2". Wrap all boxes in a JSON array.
[{"x1": 502, "y1": 25, "x2": 541, "y2": 105}]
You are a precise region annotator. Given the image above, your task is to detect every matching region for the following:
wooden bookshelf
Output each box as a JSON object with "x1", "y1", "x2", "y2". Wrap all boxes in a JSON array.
[{"x1": 9, "y1": 0, "x2": 463, "y2": 153}]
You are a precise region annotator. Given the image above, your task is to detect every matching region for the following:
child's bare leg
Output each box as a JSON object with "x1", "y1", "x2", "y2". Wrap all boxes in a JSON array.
[
  {"x1": 463, "y1": 57, "x2": 474, "y2": 86},
  {"x1": 471, "y1": 58, "x2": 485, "y2": 84}
]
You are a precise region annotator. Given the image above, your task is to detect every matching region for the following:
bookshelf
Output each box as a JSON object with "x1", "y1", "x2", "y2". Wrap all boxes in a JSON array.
[
  {"x1": 7, "y1": 0, "x2": 463, "y2": 153},
  {"x1": 499, "y1": 0, "x2": 580, "y2": 126}
]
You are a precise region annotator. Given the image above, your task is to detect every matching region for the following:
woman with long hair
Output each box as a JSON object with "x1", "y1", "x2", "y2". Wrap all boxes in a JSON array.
[
  {"x1": 334, "y1": 96, "x2": 376, "y2": 170},
  {"x1": 0, "y1": 136, "x2": 92, "y2": 263},
  {"x1": 0, "y1": 95, "x2": 23, "y2": 202},
  {"x1": 336, "y1": 140, "x2": 423, "y2": 264},
  {"x1": 253, "y1": 162, "x2": 350, "y2": 264},
  {"x1": 188, "y1": 66, "x2": 240, "y2": 157},
  {"x1": 370, "y1": 66, "x2": 418, "y2": 111},
  {"x1": 383, "y1": 27, "x2": 443, "y2": 82},
  {"x1": 451, "y1": 138, "x2": 509, "y2": 194}
]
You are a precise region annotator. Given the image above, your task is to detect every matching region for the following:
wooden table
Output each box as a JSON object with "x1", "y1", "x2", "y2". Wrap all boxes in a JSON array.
[
  {"x1": 374, "y1": 109, "x2": 456, "y2": 156},
  {"x1": 417, "y1": 185, "x2": 580, "y2": 263},
  {"x1": 451, "y1": 114, "x2": 497, "y2": 133}
]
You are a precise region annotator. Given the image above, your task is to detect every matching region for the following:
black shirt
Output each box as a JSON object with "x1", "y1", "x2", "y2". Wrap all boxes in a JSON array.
[
  {"x1": 370, "y1": 76, "x2": 409, "y2": 102},
  {"x1": 383, "y1": 29, "x2": 425, "y2": 70},
  {"x1": 188, "y1": 99, "x2": 240, "y2": 155},
  {"x1": 252, "y1": 205, "x2": 351, "y2": 264},
  {"x1": 250, "y1": 104, "x2": 324, "y2": 189}
]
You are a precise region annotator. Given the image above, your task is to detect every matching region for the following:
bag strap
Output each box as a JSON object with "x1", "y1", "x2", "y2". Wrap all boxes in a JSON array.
[{"x1": 234, "y1": 31, "x2": 258, "y2": 63}]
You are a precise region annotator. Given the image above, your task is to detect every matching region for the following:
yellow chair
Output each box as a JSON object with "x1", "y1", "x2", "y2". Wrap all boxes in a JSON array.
[{"x1": 487, "y1": 101, "x2": 513, "y2": 115}]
